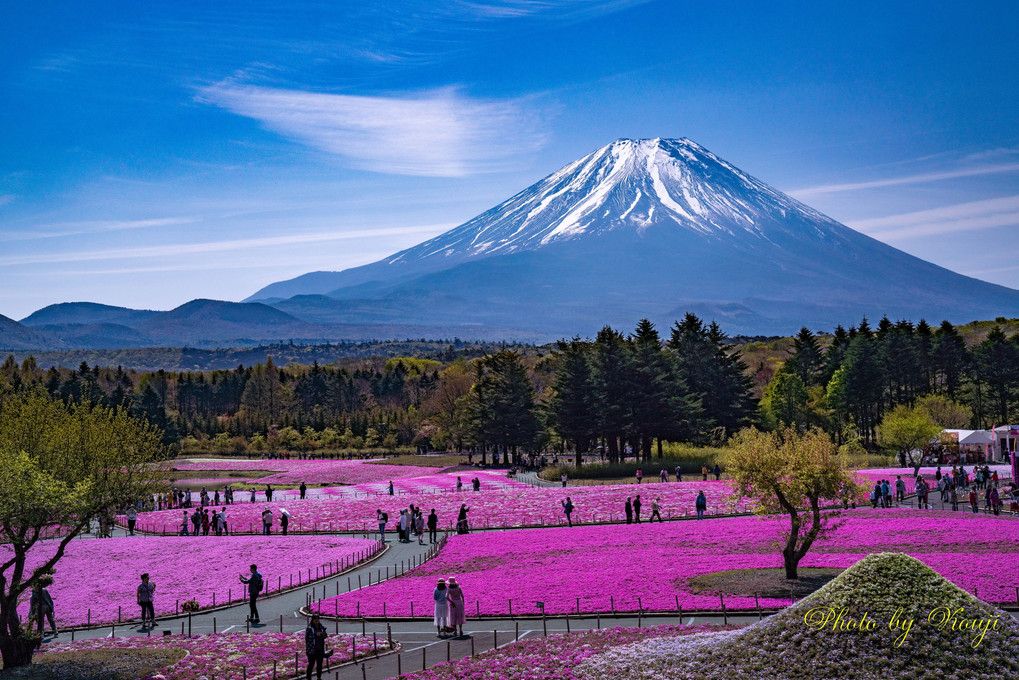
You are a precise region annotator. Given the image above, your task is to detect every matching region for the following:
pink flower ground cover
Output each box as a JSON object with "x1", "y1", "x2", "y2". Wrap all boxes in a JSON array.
[
  {"x1": 312, "y1": 509, "x2": 1019, "y2": 618},
  {"x1": 393, "y1": 624, "x2": 725, "y2": 680},
  {"x1": 134, "y1": 481, "x2": 741, "y2": 534},
  {"x1": 171, "y1": 458, "x2": 437, "y2": 485},
  {"x1": 8, "y1": 535, "x2": 378, "y2": 627},
  {"x1": 38, "y1": 631, "x2": 391, "y2": 680},
  {"x1": 304, "y1": 470, "x2": 527, "y2": 499}
]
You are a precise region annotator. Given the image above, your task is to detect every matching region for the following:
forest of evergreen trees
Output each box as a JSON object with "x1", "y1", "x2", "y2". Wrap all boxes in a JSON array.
[{"x1": 1, "y1": 313, "x2": 1017, "y2": 463}]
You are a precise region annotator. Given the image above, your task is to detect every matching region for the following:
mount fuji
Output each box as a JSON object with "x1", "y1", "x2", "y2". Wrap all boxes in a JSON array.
[{"x1": 248, "y1": 138, "x2": 1019, "y2": 336}]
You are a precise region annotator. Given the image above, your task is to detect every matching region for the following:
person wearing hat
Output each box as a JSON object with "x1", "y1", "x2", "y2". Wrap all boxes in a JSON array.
[
  {"x1": 433, "y1": 578, "x2": 449, "y2": 637},
  {"x1": 304, "y1": 613, "x2": 329, "y2": 680},
  {"x1": 446, "y1": 576, "x2": 467, "y2": 638}
]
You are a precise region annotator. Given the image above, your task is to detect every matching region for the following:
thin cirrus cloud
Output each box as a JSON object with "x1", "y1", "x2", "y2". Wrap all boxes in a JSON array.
[
  {"x1": 0, "y1": 224, "x2": 451, "y2": 267},
  {"x1": 790, "y1": 163, "x2": 1019, "y2": 198},
  {"x1": 198, "y1": 83, "x2": 550, "y2": 177},
  {"x1": 847, "y1": 195, "x2": 1019, "y2": 241}
]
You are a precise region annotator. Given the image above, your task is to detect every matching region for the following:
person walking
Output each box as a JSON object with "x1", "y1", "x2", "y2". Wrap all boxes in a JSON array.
[
  {"x1": 675, "y1": 465, "x2": 683, "y2": 482},
  {"x1": 377, "y1": 509, "x2": 388, "y2": 542},
  {"x1": 280, "y1": 509, "x2": 290, "y2": 535},
  {"x1": 695, "y1": 490, "x2": 707, "y2": 520},
  {"x1": 456, "y1": 504, "x2": 470, "y2": 535},
  {"x1": 650, "y1": 497, "x2": 662, "y2": 522},
  {"x1": 713, "y1": 464, "x2": 722, "y2": 481},
  {"x1": 126, "y1": 506, "x2": 138, "y2": 536},
  {"x1": 701, "y1": 465, "x2": 708, "y2": 481},
  {"x1": 427, "y1": 509, "x2": 438, "y2": 543},
  {"x1": 220, "y1": 508, "x2": 229, "y2": 536},
  {"x1": 179, "y1": 510, "x2": 190, "y2": 536},
  {"x1": 633, "y1": 494, "x2": 642, "y2": 523},
  {"x1": 29, "y1": 582, "x2": 57, "y2": 636},
  {"x1": 446, "y1": 576, "x2": 466, "y2": 638},
  {"x1": 636, "y1": 468, "x2": 643, "y2": 484},
  {"x1": 895, "y1": 476, "x2": 906, "y2": 503},
  {"x1": 239, "y1": 564, "x2": 264, "y2": 623},
  {"x1": 561, "y1": 497, "x2": 574, "y2": 527},
  {"x1": 250, "y1": 487, "x2": 257, "y2": 503},
  {"x1": 969, "y1": 488, "x2": 979, "y2": 513},
  {"x1": 561, "y1": 472, "x2": 568, "y2": 488},
  {"x1": 137, "y1": 573, "x2": 156, "y2": 630},
  {"x1": 990, "y1": 487, "x2": 1001, "y2": 516},
  {"x1": 415, "y1": 511, "x2": 425, "y2": 545},
  {"x1": 191, "y1": 508, "x2": 201, "y2": 536},
  {"x1": 262, "y1": 508, "x2": 273, "y2": 535},
  {"x1": 624, "y1": 497, "x2": 633, "y2": 524},
  {"x1": 950, "y1": 486, "x2": 959, "y2": 511},
  {"x1": 433, "y1": 578, "x2": 449, "y2": 637},
  {"x1": 299, "y1": 482, "x2": 307, "y2": 500},
  {"x1": 388, "y1": 481, "x2": 395, "y2": 496},
  {"x1": 304, "y1": 614, "x2": 329, "y2": 680}
]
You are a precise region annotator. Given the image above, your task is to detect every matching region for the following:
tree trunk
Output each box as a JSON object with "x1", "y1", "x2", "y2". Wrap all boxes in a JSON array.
[
  {"x1": 783, "y1": 559, "x2": 798, "y2": 580},
  {"x1": 0, "y1": 605, "x2": 37, "y2": 668}
]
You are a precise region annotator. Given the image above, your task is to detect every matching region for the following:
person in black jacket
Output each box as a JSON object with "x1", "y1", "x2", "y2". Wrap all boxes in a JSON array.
[
  {"x1": 427, "y1": 509, "x2": 438, "y2": 543},
  {"x1": 239, "y1": 564, "x2": 263, "y2": 623},
  {"x1": 633, "y1": 495, "x2": 642, "y2": 523},
  {"x1": 624, "y1": 497, "x2": 633, "y2": 524},
  {"x1": 305, "y1": 614, "x2": 329, "y2": 680},
  {"x1": 30, "y1": 582, "x2": 57, "y2": 635}
]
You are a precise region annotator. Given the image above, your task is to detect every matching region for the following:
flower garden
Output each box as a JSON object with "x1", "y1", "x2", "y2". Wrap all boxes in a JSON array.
[
  {"x1": 169, "y1": 458, "x2": 439, "y2": 485},
  {"x1": 7, "y1": 535, "x2": 379, "y2": 627},
  {"x1": 36, "y1": 631, "x2": 391, "y2": 680},
  {"x1": 311, "y1": 509, "x2": 1019, "y2": 618},
  {"x1": 132, "y1": 480, "x2": 743, "y2": 534}
]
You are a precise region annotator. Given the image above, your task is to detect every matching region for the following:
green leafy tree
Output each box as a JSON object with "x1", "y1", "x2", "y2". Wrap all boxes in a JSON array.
[
  {"x1": 591, "y1": 327, "x2": 633, "y2": 462},
  {"x1": 876, "y1": 404, "x2": 942, "y2": 474},
  {"x1": 760, "y1": 367, "x2": 811, "y2": 429},
  {"x1": 915, "y1": 394, "x2": 972, "y2": 429},
  {"x1": 0, "y1": 391, "x2": 166, "y2": 667},
  {"x1": 725, "y1": 427, "x2": 860, "y2": 579}
]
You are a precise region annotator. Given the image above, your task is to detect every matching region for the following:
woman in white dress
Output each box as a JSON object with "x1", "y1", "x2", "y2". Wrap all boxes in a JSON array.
[{"x1": 433, "y1": 578, "x2": 449, "y2": 637}]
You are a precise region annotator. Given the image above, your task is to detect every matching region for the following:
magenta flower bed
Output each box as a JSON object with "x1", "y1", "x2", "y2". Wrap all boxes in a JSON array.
[
  {"x1": 311, "y1": 509, "x2": 1019, "y2": 618},
  {"x1": 171, "y1": 458, "x2": 437, "y2": 485},
  {"x1": 38, "y1": 631, "x2": 391, "y2": 680},
  {"x1": 305, "y1": 470, "x2": 528, "y2": 499},
  {"x1": 393, "y1": 624, "x2": 724, "y2": 680},
  {"x1": 134, "y1": 481, "x2": 742, "y2": 534},
  {"x1": 8, "y1": 535, "x2": 378, "y2": 627}
]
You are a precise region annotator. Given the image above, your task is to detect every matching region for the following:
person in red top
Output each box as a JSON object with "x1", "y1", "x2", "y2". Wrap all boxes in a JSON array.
[{"x1": 968, "y1": 489, "x2": 979, "y2": 514}]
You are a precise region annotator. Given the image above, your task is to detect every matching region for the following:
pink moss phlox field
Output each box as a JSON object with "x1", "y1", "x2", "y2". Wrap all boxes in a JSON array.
[
  {"x1": 170, "y1": 458, "x2": 437, "y2": 485},
  {"x1": 383, "y1": 625, "x2": 726, "y2": 680},
  {"x1": 135, "y1": 481, "x2": 741, "y2": 533},
  {"x1": 312, "y1": 509, "x2": 1019, "y2": 618},
  {"x1": 7, "y1": 535, "x2": 377, "y2": 627},
  {"x1": 307, "y1": 470, "x2": 528, "y2": 498},
  {"x1": 38, "y1": 631, "x2": 390, "y2": 680}
]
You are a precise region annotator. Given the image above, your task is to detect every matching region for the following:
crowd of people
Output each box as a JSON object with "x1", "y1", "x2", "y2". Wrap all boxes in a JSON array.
[{"x1": 869, "y1": 465, "x2": 1018, "y2": 515}]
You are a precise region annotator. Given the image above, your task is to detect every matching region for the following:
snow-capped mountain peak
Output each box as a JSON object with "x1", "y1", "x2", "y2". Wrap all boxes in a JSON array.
[{"x1": 384, "y1": 137, "x2": 837, "y2": 266}]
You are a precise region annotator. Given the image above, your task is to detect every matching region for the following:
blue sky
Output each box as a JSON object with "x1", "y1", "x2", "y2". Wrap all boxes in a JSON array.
[{"x1": 2, "y1": 1, "x2": 1018, "y2": 319}]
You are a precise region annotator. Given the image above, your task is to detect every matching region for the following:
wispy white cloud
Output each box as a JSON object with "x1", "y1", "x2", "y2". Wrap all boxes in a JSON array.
[
  {"x1": 199, "y1": 84, "x2": 550, "y2": 177},
  {"x1": 848, "y1": 195, "x2": 1019, "y2": 240},
  {"x1": 0, "y1": 216, "x2": 199, "y2": 241},
  {"x1": 790, "y1": 163, "x2": 1019, "y2": 198},
  {"x1": 0, "y1": 224, "x2": 451, "y2": 266}
]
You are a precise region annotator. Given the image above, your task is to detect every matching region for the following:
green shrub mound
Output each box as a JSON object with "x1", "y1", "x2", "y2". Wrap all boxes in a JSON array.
[{"x1": 577, "y1": 553, "x2": 1019, "y2": 680}]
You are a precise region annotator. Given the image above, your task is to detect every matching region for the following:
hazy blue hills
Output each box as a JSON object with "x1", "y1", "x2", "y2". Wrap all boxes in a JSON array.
[{"x1": 20, "y1": 302, "x2": 160, "y2": 327}]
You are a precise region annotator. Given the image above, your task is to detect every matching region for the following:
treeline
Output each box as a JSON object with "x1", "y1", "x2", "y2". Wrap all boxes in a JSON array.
[
  {"x1": 2, "y1": 313, "x2": 1017, "y2": 462},
  {"x1": 761, "y1": 318, "x2": 1019, "y2": 446}
]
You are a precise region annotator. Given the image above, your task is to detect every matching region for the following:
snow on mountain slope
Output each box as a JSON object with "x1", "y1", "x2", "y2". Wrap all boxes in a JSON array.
[{"x1": 382, "y1": 137, "x2": 838, "y2": 263}]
